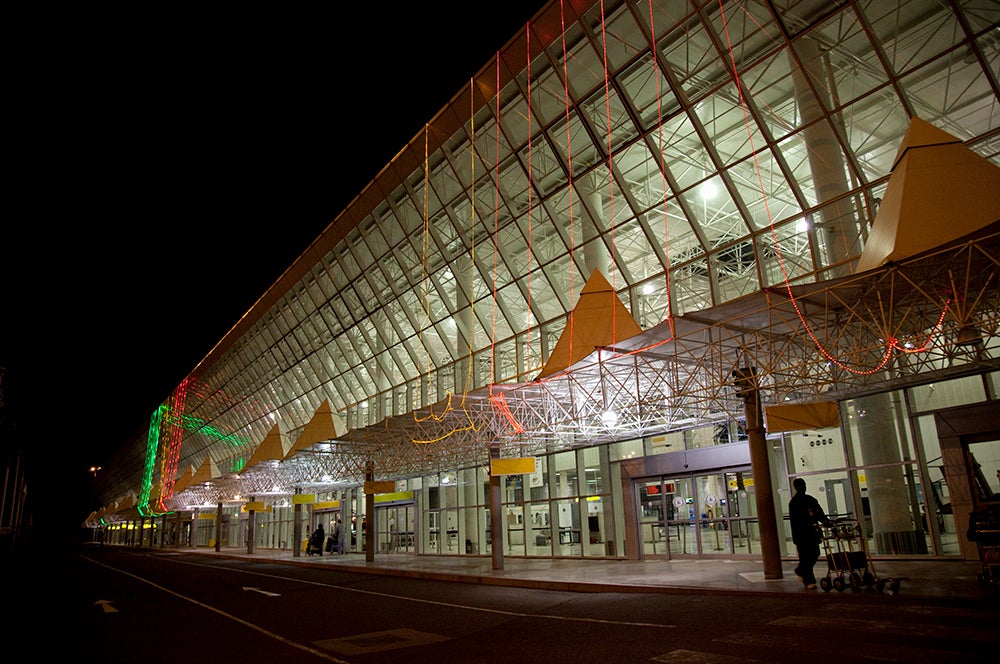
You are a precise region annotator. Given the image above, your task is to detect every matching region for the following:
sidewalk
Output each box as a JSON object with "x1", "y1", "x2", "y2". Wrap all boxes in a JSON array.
[{"x1": 189, "y1": 547, "x2": 989, "y2": 599}]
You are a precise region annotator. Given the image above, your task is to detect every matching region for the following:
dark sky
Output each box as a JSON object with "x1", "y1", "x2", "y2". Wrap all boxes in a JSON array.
[{"x1": 3, "y1": 3, "x2": 546, "y2": 532}]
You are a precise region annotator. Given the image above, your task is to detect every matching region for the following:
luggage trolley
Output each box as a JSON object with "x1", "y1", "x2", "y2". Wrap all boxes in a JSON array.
[
  {"x1": 966, "y1": 504, "x2": 1000, "y2": 589},
  {"x1": 817, "y1": 516, "x2": 904, "y2": 594}
]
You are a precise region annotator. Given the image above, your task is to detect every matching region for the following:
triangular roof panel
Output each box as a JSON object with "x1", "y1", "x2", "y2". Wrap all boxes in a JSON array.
[
  {"x1": 284, "y1": 399, "x2": 342, "y2": 460},
  {"x1": 246, "y1": 423, "x2": 291, "y2": 469},
  {"x1": 172, "y1": 465, "x2": 196, "y2": 494},
  {"x1": 190, "y1": 455, "x2": 219, "y2": 485},
  {"x1": 535, "y1": 269, "x2": 643, "y2": 380},
  {"x1": 855, "y1": 116, "x2": 1000, "y2": 273}
]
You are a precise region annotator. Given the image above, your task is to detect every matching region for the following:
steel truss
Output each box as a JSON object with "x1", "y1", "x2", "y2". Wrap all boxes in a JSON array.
[{"x1": 137, "y1": 226, "x2": 999, "y2": 516}]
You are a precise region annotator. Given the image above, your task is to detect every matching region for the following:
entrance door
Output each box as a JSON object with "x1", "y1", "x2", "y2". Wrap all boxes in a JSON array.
[
  {"x1": 637, "y1": 467, "x2": 755, "y2": 558},
  {"x1": 377, "y1": 504, "x2": 415, "y2": 553}
]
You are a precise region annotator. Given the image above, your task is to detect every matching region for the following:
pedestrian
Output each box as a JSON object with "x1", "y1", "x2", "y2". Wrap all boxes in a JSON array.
[
  {"x1": 337, "y1": 517, "x2": 348, "y2": 554},
  {"x1": 326, "y1": 519, "x2": 340, "y2": 554},
  {"x1": 308, "y1": 522, "x2": 325, "y2": 556},
  {"x1": 788, "y1": 477, "x2": 830, "y2": 589}
]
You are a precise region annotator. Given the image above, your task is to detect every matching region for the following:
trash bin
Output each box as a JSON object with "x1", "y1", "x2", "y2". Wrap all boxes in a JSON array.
[{"x1": 465, "y1": 539, "x2": 472, "y2": 553}]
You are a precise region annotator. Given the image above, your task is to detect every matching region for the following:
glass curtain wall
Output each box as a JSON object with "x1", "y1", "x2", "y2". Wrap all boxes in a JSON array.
[
  {"x1": 151, "y1": 0, "x2": 1000, "y2": 498},
  {"x1": 99, "y1": 2, "x2": 1000, "y2": 565}
]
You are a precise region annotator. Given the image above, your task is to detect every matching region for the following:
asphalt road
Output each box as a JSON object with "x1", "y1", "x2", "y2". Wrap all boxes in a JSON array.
[{"x1": 24, "y1": 545, "x2": 1000, "y2": 663}]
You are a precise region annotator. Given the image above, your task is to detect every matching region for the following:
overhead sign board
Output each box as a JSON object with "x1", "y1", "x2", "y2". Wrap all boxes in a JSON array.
[
  {"x1": 490, "y1": 457, "x2": 537, "y2": 476},
  {"x1": 365, "y1": 480, "x2": 397, "y2": 494}
]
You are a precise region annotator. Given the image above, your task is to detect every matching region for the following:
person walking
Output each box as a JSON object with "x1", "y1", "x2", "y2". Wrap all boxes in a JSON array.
[
  {"x1": 788, "y1": 477, "x2": 829, "y2": 589},
  {"x1": 337, "y1": 517, "x2": 348, "y2": 554},
  {"x1": 327, "y1": 520, "x2": 339, "y2": 554}
]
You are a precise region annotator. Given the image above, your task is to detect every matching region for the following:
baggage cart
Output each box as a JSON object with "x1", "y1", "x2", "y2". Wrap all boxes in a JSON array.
[
  {"x1": 817, "y1": 516, "x2": 905, "y2": 594},
  {"x1": 966, "y1": 504, "x2": 1000, "y2": 589}
]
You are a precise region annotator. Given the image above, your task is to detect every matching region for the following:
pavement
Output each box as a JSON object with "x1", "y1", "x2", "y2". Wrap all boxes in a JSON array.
[{"x1": 186, "y1": 546, "x2": 994, "y2": 599}]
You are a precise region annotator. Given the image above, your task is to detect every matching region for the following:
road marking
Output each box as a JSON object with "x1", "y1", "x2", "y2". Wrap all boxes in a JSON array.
[
  {"x1": 151, "y1": 553, "x2": 677, "y2": 629},
  {"x1": 81, "y1": 555, "x2": 349, "y2": 663},
  {"x1": 243, "y1": 586, "x2": 281, "y2": 596}
]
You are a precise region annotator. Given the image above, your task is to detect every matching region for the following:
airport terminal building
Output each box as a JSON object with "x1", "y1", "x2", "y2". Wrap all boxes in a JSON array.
[{"x1": 88, "y1": 0, "x2": 999, "y2": 573}]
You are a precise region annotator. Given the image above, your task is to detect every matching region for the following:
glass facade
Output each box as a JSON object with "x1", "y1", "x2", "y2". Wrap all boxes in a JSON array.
[{"x1": 93, "y1": 1, "x2": 999, "y2": 565}]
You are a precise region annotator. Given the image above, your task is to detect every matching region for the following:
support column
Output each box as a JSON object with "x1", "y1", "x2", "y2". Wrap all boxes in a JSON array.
[
  {"x1": 365, "y1": 466, "x2": 375, "y2": 563},
  {"x1": 853, "y1": 394, "x2": 926, "y2": 553},
  {"x1": 215, "y1": 502, "x2": 223, "y2": 552},
  {"x1": 247, "y1": 498, "x2": 256, "y2": 554},
  {"x1": 733, "y1": 367, "x2": 783, "y2": 579},
  {"x1": 456, "y1": 254, "x2": 475, "y2": 393},
  {"x1": 173, "y1": 512, "x2": 182, "y2": 548},
  {"x1": 489, "y1": 447, "x2": 504, "y2": 570},
  {"x1": 584, "y1": 173, "x2": 610, "y2": 278},
  {"x1": 293, "y1": 499, "x2": 302, "y2": 558},
  {"x1": 789, "y1": 36, "x2": 861, "y2": 276}
]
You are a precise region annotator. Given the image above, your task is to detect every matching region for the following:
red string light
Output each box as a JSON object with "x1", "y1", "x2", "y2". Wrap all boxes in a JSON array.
[
  {"x1": 649, "y1": 0, "x2": 675, "y2": 340},
  {"x1": 561, "y1": 0, "x2": 576, "y2": 367},
  {"x1": 714, "y1": 0, "x2": 950, "y2": 375}
]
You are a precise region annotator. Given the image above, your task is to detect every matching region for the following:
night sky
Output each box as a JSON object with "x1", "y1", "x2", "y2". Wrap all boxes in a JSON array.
[{"x1": 3, "y1": 3, "x2": 547, "y2": 535}]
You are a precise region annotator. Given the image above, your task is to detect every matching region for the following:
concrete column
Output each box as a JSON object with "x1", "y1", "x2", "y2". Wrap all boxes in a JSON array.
[
  {"x1": 584, "y1": 173, "x2": 610, "y2": 278},
  {"x1": 462, "y1": 470, "x2": 479, "y2": 554},
  {"x1": 853, "y1": 394, "x2": 926, "y2": 553},
  {"x1": 215, "y1": 502, "x2": 223, "y2": 552},
  {"x1": 365, "y1": 466, "x2": 376, "y2": 562},
  {"x1": 456, "y1": 254, "x2": 475, "y2": 392},
  {"x1": 489, "y1": 447, "x2": 504, "y2": 570},
  {"x1": 247, "y1": 498, "x2": 256, "y2": 554},
  {"x1": 733, "y1": 367, "x2": 783, "y2": 579},
  {"x1": 788, "y1": 36, "x2": 861, "y2": 276},
  {"x1": 292, "y1": 500, "x2": 302, "y2": 557}
]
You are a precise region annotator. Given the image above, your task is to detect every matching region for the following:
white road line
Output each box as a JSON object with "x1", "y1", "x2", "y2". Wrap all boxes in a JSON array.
[
  {"x1": 81, "y1": 555, "x2": 349, "y2": 663},
  {"x1": 139, "y1": 552, "x2": 677, "y2": 629}
]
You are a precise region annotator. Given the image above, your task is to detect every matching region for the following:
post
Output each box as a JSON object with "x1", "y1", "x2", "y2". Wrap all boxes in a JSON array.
[
  {"x1": 489, "y1": 446, "x2": 504, "y2": 570},
  {"x1": 733, "y1": 367, "x2": 783, "y2": 579},
  {"x1": 247, "y1": 496, "x2": 256, "y2": 554},
  {"x1": 365, "y1": 465, "x2": 376, "y2": 563},
  {"x1": 215, "y1": 502, "x2": 223, "y2": 552},
  {"x1": 293, "y1": 499, "x2": 302, "y2": 558}
]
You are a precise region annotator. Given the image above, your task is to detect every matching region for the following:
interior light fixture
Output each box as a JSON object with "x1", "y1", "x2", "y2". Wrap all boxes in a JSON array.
[{"x1": 600, "y1": 409, "x2": 618, "y2": 426}]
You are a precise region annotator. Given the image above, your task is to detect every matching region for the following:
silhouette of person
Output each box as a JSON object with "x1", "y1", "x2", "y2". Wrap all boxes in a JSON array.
[{"x1": 788, "y1": 477, "x2": 829, "y2": 589}]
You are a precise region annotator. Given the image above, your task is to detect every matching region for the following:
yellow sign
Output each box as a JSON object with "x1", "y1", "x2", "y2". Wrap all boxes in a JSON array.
[
  {"x1": 490, "y1": 457, "x2": 537, "y2": 475},
  {"x1": 374, "y1": 491, "x2": 414, "y2": 503},
  {"x1": 198, "y1": 513, "x2": 217, "y2": 520},
  {"x1": 242, "y1": 501, "x2": 267, "y2": 512},
  {"x1": 314, "y1": 501, "x2": 339, "y2": 510},
  {"x1": 292, "y1": 494, "x2": 316, "y2": 504},
  {"x1": 365, "y1": 480, "x2": 397, "y2": 494}
]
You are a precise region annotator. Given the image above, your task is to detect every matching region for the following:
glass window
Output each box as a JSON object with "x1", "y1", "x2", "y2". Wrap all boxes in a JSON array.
[
  {"x1": 907, "y1": 375, "x2": 987, "y2": 412},
  {"x1": 610, "y1": 438, "x2": 644, "y2": 461},
  {"x1": 552, "y1": 451, "x2": 578, "y2": 498}
]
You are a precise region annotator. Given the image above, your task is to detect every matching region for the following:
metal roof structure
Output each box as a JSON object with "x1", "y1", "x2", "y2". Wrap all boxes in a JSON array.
[{"x1": 90, "y1": 0, "x2": 1000, "y2": 525}]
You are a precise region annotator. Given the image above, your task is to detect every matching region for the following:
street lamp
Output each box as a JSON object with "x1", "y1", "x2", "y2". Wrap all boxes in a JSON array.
[{"x1": 90, "y1": 465, "x2": 102, "y2": 477}]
